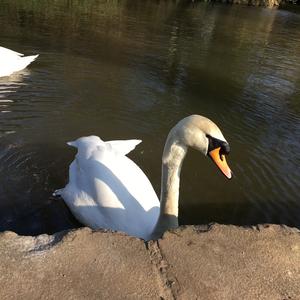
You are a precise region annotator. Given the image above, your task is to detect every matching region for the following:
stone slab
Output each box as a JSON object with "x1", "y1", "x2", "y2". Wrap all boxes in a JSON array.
[
  {"x1": 0, "y1": 228, "x2": 159, "y2": 300},
  {"x1": 158, "y1": 225, "x2": 300, "y2": 300},
  {"x1": 0, "y1": 225, "x2": 299, "y2": 299}
]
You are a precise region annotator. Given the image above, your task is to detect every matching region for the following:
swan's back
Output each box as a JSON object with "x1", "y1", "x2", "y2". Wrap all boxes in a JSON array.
[
  {"x1": 57, "y1": 136, "x2": 160, "y2": 240},
  {"x1": 0, "y1": 46, "x2": 39, "y2": 77}
]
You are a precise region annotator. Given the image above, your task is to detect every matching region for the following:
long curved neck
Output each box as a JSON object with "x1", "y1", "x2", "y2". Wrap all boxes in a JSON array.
[{"x1": 151, "y1": 133, "x2": 187, "y2": 240}]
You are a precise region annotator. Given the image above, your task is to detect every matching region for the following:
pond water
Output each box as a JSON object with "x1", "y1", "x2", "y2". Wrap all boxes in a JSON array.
[{"x1": 0, "y1": 0, "x2": 300, "y2": 235}]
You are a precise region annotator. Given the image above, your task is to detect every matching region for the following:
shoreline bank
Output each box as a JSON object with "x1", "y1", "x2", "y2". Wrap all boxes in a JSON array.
[{"x1": 1, "y1": 224, "x2": 299, "y2": 299}]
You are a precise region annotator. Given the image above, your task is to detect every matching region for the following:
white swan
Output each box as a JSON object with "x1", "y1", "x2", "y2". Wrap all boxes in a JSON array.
[
  {"x1": 0, "y1": 46, "x2": 39, "y2": 77},
  {"x1": 54, "y1": 115, "x2": 232, "y2": 240}
]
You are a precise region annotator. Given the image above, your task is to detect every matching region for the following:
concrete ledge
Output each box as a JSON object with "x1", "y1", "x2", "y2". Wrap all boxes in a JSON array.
[{"x1": 0, "y1": 224, "x2": 299, "y2": 299}]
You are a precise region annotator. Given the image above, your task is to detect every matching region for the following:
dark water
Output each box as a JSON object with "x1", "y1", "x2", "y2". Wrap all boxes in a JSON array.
[{"x1": 0, "y1": 0, "x2": 300, "y2": 235}]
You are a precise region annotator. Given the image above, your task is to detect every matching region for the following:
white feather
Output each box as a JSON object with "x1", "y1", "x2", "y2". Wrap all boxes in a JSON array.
[
  {"x1": 55, "y1": 136, "x2": 160, "y2": 240},
  {"x1": 0, "y1": 46, "x2": 39, "y2": 77}
]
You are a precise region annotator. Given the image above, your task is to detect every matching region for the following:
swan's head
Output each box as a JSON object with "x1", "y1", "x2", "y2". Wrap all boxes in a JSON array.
[{"x1": 171, "y1": 115, "x2": 232, "y2": 179}]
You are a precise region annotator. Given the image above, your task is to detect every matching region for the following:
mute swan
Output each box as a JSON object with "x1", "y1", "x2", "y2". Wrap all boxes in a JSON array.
[
  {"x1": 0, "y1": 46, "x2": 39, "y2": 77},
  {"x1": 54, "y1": 115, "x2": 232, "y2": 240}
]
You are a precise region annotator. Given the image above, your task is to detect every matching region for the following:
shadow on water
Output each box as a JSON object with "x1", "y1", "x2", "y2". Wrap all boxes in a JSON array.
[
  {"x1": 0, "y1": 139, "x2": 81, "y2": 236},
  {"x1": 180, "y1": 201, "x2": 300, "y2": 230}
]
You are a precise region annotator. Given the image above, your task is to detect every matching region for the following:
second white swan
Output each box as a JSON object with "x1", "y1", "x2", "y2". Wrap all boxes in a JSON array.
[
  {"x1": 0, "y1": 46, "x2": 39, "y2": 77},
  {"x1": 54, "y1": 115, "x2": 232, "y2": 240}
]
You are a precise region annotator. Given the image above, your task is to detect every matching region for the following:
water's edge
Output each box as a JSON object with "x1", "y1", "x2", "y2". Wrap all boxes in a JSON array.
[
  {"x1": 199, "y1": 0, "x2": 299, "y2": 8},
  {"x1": 193, "y1": 0, "x2": 298, "y2": 8}
]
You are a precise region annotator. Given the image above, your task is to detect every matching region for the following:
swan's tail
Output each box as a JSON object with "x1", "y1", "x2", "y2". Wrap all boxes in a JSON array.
[{"x1": 20, "y1": 54, "x2": 39, "y2": 69}]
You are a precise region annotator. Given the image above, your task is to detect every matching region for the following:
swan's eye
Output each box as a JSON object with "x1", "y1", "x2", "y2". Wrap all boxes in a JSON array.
[
  {"x1": 220, "y1": 143, "x2": 230, "y2": 156},
  {"x1": 206, "y1": 134, "x2": 230, "y2": 156}
]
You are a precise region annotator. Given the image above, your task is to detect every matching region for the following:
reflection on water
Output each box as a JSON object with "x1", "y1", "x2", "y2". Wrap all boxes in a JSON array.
[
  {"x1": 0, "y1": 70, "x2": 29, "y2": 134},
  {"x1": 0, "y1": 0, "x2": 300, "y2": 235}
]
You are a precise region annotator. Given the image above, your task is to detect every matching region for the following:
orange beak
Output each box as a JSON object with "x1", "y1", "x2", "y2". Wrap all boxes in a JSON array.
[{"x1": 208, "y1": 147, "x2": 232, "y2": 179}]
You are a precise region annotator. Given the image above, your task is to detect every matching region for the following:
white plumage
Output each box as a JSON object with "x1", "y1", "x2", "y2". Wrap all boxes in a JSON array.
[
  {"x1": 0, "y1": 46, "x2": 39, "y2": 77},
  {"x1": 54, "y1": 136, "x2": 160, "y2": 240}
]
